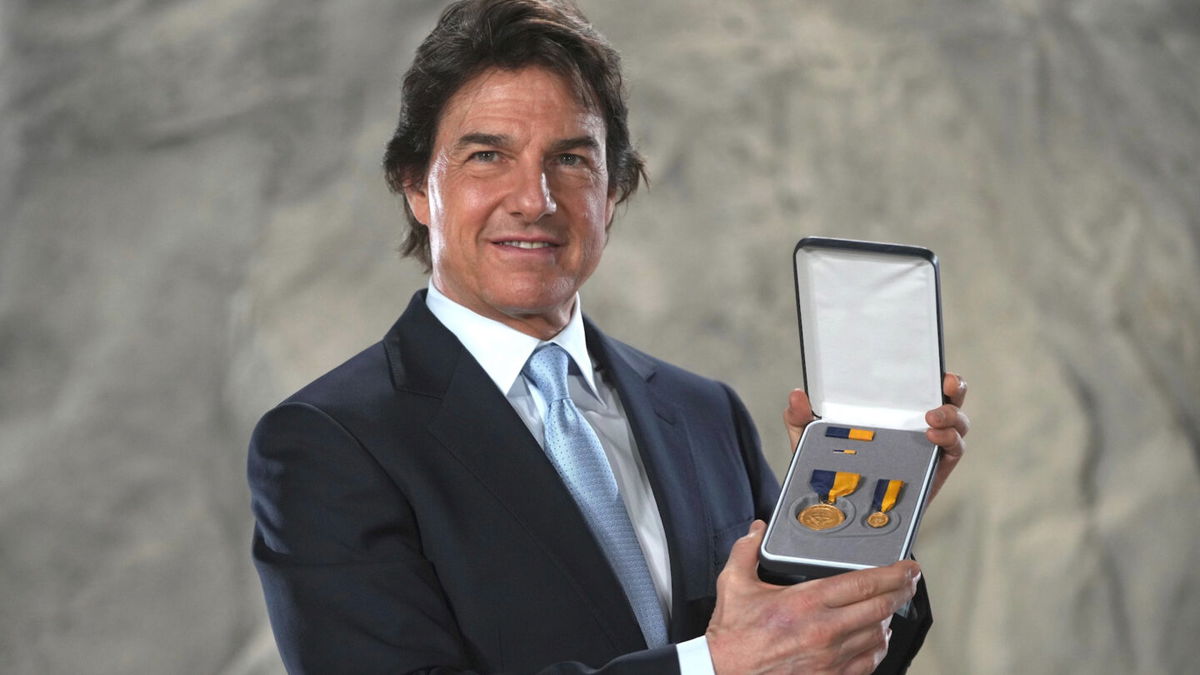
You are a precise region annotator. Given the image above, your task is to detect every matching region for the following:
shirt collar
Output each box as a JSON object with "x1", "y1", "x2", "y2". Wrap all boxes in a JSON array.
[{"x1": 425, "y1": 281, "x2": 599, "y2": 398}]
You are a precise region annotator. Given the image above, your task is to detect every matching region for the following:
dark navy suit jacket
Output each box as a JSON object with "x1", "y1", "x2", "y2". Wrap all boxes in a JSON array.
[{"x1": 249, "y1": 291, "x2": 929, "y2": 673}]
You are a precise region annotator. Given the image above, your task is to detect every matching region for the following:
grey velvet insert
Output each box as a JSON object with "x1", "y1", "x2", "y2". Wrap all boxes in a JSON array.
[{"x1": 762, "y1": 421, "x2": 937, "y2": 574}]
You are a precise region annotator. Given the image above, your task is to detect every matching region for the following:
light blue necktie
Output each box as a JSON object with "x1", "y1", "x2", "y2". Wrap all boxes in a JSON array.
[{"x1": 523, "y1": 344, "x2": 668, "y2": 648}]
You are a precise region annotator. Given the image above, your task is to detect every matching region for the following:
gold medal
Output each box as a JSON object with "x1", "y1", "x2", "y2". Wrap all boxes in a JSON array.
[
  {"x1": 800, "y1": 470, "x2": 861, "y2": 531},
  {"x1": 866, "y1": 479, "x2": 904, "y2": 528},
  {"x1": 798, "y1": 503, "x2": 845, "y2": 530},
  {"x1": 866, "y1": 511, "x2": 890, "y2": 528}
]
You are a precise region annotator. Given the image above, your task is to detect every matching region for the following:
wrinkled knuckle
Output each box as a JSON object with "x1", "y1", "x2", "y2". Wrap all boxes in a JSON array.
[
  {"x1": 871, "y1": 622, "x2": 890, "y2": 647},
  {"x1": 942, "y1": 435, "x2": 964, "y2": 456},
  {"x1": 790, "y1": 584, "x2": 821, "y2": 613},
  {"x1": 716, "y1": 568, "x2": 736, "y2": 592},
  {"x1": 811, "y1": 647, "x2": 840, "y2": 672},
  {"x1": 715, "y1": 568, "x2": 738, "y2": 596},
  {"x1": 873, "y1": 595, "x2": 898, "y2": 621},
  {"x1": 803, "y1": 620, "x2": 837, "y2": 649},
  {"x1": 851, "y1": 574, "x2": 878, "y2": 599}
]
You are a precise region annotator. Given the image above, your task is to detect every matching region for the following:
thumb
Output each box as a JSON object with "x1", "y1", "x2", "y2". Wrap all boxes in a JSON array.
[
  {"x1": 723, "y1": 520, "x2": 767, "y2": 575},
  {"x1": 784, "y1": 389, "x2": 813, "y2": 452}
]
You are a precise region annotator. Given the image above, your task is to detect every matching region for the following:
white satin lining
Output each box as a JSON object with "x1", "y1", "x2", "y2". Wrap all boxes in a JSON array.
[{"x1": 795, "y1": 245, "x2": 942, "y2": 431}]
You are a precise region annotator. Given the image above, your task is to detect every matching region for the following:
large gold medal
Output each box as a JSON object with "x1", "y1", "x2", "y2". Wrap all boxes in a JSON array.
[
  {"x1": 798, "y1": 503, "x2": 846, "y2": 530},
  {"x1": 799, "y1": 470, "x2": 861, "y2": 531}
]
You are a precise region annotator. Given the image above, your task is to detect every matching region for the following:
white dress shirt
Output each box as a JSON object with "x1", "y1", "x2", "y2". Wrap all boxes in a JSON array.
[{"x1": 425, "y1": 283, "x2": 714, "y2": 674}]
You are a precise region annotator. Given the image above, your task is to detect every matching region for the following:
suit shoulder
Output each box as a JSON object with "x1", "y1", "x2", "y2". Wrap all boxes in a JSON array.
[{"x1": 276, "y1": 340, "x2": 394, "y2": 416}]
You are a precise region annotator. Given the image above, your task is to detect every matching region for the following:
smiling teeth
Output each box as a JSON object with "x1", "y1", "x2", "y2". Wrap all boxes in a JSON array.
[{"x1": 501, "y1": 241, "x2": 553, "y2": 249}]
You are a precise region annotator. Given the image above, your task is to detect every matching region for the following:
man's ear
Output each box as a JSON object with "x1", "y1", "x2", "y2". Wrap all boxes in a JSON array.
[
  {"x1": 404, "y1": 179, "x2": 431, "y2": 226},
  {"x1": 603, "y1": 188, "x2": 618, "y2": 231}
]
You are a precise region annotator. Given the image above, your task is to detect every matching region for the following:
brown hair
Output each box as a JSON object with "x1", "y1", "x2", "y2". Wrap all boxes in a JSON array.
[{"x1": 382, "y1": 0, "x2": 646, "y2": 270}]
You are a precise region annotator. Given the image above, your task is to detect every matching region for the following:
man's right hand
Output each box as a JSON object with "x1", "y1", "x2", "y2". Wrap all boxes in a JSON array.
[{"x1": 705, "y1": 520, "x2": 920, "y2": 675}]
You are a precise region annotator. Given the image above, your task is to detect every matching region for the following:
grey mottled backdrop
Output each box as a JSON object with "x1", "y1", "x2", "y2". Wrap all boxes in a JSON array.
[{"x1": 1, "y1": 0, "x2": 1197, "y2": 673}]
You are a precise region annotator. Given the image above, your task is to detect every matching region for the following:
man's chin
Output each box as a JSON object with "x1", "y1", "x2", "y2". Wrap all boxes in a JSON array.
[
  {"x1": 490, "y1": 284, "x2": 575, "y2": 313},
  {"x1": 485, "y1": 289, "x2": 577, "y2": 329}
]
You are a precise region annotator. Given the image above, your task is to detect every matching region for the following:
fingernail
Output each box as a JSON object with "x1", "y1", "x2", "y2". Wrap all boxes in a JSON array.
[
  {"x1": 932, "y1": 410, "x2": 945, "y2": 424},
  {"x1": 957, "y1": 376, "x2": 966, "y2": 393}
]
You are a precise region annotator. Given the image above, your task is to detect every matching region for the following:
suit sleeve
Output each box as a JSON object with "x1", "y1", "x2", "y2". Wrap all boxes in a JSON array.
[
  {"x1": 720, "y1": 383, "x2": 782, "y2": 522},
  {"x1": 248, "y1": 401, "x2": 681, "y2": 675}
]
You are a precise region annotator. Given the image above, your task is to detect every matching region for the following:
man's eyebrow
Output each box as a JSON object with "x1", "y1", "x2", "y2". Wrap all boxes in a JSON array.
[
  {"x1": 453, "y1": 133, "x2": 509, "y2": 150},
  {"x1": 549, "y1": 136, "x2": 600, "y2": 154},
  {"x1": 451, "y1": 133, "x2": 600, "y2": 154}
]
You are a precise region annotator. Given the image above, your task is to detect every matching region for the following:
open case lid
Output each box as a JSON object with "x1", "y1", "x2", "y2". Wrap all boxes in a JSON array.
[{"x1": 794, "y1": 237, "x2": 945, "y2": 431}]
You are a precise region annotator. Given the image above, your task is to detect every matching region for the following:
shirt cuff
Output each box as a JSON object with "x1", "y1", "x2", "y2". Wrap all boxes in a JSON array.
[{"x1": 676, "y1": 635, "x2": 716, "y2": 675}]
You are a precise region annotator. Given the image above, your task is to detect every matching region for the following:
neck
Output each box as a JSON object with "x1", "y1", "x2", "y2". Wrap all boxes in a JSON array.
[
  {"x1": 430, "y1": 281, "x2": 574, "y2": 341},
  {"x1": 496, "y1": 311, "x2": 571, "y2": 341}
]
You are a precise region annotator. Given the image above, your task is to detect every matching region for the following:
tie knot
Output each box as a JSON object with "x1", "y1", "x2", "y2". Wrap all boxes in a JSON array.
[{"x1": 523, "y1": 344, "x2": 572, "y2": 402}]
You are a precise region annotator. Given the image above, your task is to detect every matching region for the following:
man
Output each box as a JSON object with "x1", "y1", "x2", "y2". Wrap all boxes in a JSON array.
[{"x1": 248, "y1": 1, "x2": 969, "y2": 673}]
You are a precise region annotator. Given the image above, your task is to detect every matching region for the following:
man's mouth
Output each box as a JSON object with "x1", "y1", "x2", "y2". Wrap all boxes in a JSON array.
[{"x1": 496, "y1": 241, "x2": 556, "y2": 249}]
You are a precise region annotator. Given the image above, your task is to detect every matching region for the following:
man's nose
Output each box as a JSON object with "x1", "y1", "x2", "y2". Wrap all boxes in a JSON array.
[{"x1": 507, "y1": 163, "x2": 557, "y2": 222}]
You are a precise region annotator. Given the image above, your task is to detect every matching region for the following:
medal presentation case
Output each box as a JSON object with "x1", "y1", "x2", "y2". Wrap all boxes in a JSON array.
[{"x1": 759, "y1": 237, "x2": 945, "y2": 583}]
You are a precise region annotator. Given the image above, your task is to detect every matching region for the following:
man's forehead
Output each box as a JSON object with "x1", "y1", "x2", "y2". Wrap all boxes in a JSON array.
[{"x1": 435, "y1": 66, "x2": 604, "y2": 143}]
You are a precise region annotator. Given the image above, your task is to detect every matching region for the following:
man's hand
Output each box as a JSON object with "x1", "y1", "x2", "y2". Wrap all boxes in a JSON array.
[
  {"x1": 706, "y1": 521, "x2": 920, "y2": 674},
  {"x1": 783, "y1": 372, "x2": 970, "y2": 503},
  {"x1": 783, "y1": 388, "x2": 815, "y2": 453},
  {"x1": 924, "y1": 373, "x2": 968, "y2": 501}
]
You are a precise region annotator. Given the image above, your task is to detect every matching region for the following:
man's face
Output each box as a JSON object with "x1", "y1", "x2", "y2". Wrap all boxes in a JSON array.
[{"x1": 405, "y1": 66, "x2": 616, "y2": 338}]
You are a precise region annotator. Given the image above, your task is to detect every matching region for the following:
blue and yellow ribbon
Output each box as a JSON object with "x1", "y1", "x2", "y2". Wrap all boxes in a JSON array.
[
  {"x1": 810, "y1": 469, "x2": 861, "y2": 504},
  {"x1": 871, "y1": 479, "x2": 904, "y2": 514},
  {"x1": 825, "y1": 426, "x2": 875, "y2": 441}
]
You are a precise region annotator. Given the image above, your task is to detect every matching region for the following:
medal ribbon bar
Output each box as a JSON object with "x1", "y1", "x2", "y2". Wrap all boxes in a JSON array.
[{"x1": 825, "y1": 426, "x2": 875, "y2": 441}]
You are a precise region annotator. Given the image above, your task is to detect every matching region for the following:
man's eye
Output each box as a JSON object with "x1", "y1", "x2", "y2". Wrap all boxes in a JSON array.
[
  {"x1": 469, "y1": 150, "x2": 498, "y2": 162},
  {"x1": 557, "y1": 153, "x2": 584, "y2": 167}
]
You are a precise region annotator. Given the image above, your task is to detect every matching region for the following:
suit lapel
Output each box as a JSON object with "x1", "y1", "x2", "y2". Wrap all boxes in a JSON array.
[
  {"x1": 383, "y1": 293, "x2": 647, "y2": 653},
  {"x1": 586, "y1": 322, "x2": 715, "y2": 642}
]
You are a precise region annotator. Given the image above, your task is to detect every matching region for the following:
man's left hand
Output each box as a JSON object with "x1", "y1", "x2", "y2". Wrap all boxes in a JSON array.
[
  {"x1": 923, "y1": 372, "x2": 968, "y2": 501},
  {"x1": 783, "y1": 372, "x2": 969, "y2": 504}
]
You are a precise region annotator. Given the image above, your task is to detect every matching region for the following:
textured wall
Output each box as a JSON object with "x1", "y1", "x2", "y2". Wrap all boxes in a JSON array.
[{"x1": 1, "y1": 1, "x2": 1197, "y2": 673}]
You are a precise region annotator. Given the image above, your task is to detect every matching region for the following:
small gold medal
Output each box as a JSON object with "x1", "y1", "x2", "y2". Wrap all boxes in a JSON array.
[
  {"x1": 866, "y1": 511, "x2": 890, "y2": 528},
  {"x1": 798, "y1": 503, "x2": 845, "y2": 530},
  {"x1": 866, "y1": 479, "x2": 904, "y2": 528}
]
